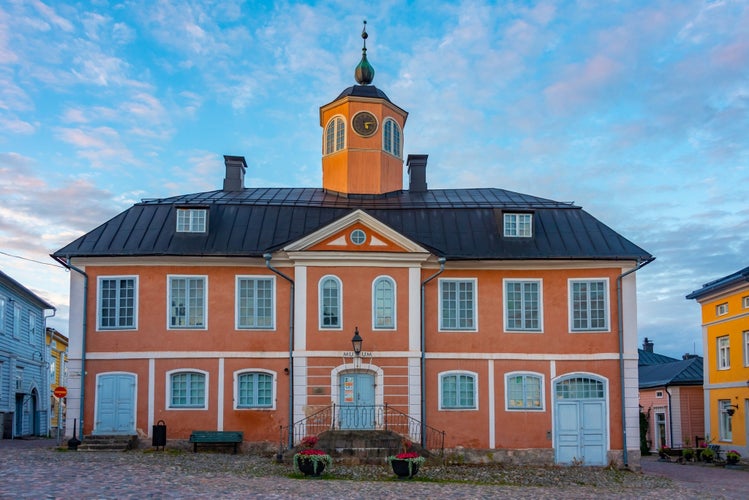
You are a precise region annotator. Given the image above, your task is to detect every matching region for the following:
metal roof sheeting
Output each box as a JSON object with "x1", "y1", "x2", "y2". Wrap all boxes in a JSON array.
[{"x1": 53, "y1": 187, "x2": 652, "y2": 261}]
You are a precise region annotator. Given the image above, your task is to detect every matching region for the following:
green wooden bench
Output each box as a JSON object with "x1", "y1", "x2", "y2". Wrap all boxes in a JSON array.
[{"x1": 189, "y1": 430, "x2": 243, "y2": 454}]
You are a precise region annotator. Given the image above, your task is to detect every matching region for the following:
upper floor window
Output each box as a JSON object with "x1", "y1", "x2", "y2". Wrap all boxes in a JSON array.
[
  {"x1": 168, "y1": 276, "x2": 207, "y2": 329},
  {"x1": 236, "y1": 277, "x2": 274, "y2": 329},
  {"x1": 28, "y1": 313, "x2": 36, "y2": 345},
  {"x1": 439, "y1": 279, "x2": 476, "y2": 331},
  {"x1": 506, "y1": 372, "x2": 543, "y2": 411},
  {"x1": 383, "y1": 118, "x2": 401, "y2": 158},
  {"x1": 236, "y1": 371, "x2": 274, "y2": 409},
  {"x1": 169, "y1": 371, "x2": 206, "y2": 409},
  {"x1": 656, "y1": 390, "x2": 664, "y2": 398},
  {"x1": 325, "y1": 117, "x2": 345, "y2": 155},
  {"x1": 13, "y1": 303, "x2": 21, "y2": 339},
  {"x1": 373, "y1": 276, "x2": 395, "y2": 330},
  {"x1": 176, "y1": 208, "x2": 207, "y2": 233},
  {"x1": 743, "y1": 296, "x2": 749, "y2": 309},
  {"x1": 716, "y1": 302, "x2": 728, "y2": 316},
  {"x1": 744, "y1": 331, "x2": 749, "y2": 367},
  {"x1": 719, "y1": 399, "x2": 733, "y2": 441},
  {"x1": 0, "y1": 297, "x2": 5, "y2": 335},
  {"x1": 440, "y1": 371, "x2": 477, "y2": 410},
  {"x1": 98, "y1": 277, "x2": 137, "y2": 330},
  {"x1": 319, "y1": 276, "x2": 342, "y2": 329},
  {"x1": 569, "y1": 279, "x2": 609, "y2": 331},
  {"x1": 503, "y1": 213, "x2": 532, "y2": 237},
  {"x1": 504, "y1": 279, "x2": 542, "y2": 332},
  {"x1": 717, "y1": 335, "x2": 730, "y2": 370}
]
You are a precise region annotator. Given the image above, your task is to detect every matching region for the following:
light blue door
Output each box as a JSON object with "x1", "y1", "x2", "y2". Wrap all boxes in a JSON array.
[
  {"x1": 339, "y1": 373, "x2": 375, "y2": 430},
  {"x1": 95, "y1": 373, "x2": 136, "y2": 435},
  {"x1": 554, "y1": 376, "x2": 607, "y2": 465}
]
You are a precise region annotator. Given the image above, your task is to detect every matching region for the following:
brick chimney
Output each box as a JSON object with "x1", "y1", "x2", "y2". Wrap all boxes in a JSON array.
[
  {"x1": 642, "y1": 337, "x2": 654, "y2": 353},
  {"x1": 407, "y1": 154, "x2": 428, "y2": 192},
  {"x1": 223, "y1": 155, "x2": 247, "y2": 191}
]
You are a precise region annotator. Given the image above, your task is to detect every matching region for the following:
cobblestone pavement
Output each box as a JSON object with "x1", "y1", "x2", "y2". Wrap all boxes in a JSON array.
[{"x1": 1, "y1": 438, "x2": 747, "y2": 499}]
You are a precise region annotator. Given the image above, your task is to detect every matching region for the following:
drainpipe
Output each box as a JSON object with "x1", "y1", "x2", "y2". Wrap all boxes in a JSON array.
[
  {"x1": 264, "y1": 253, "x2": 295, "y2": 449},
  {"x1": 420, "y1": 256, "x2": 446, "y2": 447},
  {"x1": 55, "y1": 257, "x2": 88, "y2": 440},
  {"x1": 665, "y1": 385, "x2": 674, "y2": 447},
  {"x1": 616, "y1": 256, "x2": 655, "y2": 468}
]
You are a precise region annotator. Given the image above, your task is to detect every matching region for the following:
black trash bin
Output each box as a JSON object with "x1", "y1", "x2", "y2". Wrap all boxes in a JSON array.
[{"x1": 152, "y1": 420, "x2": 166, "y2": 450}]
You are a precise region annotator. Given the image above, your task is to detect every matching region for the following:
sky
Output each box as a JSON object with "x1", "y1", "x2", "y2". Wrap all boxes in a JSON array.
[{"x1": 1, "y1": 0, "x2": 748, "y2": 359}]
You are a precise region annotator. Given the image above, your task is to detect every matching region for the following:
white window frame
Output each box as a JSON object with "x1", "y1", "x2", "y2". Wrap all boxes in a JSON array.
[
  {"x1": 503, "y1": 213, "x2": 533, "y2": 237},
  {"x1": 743, "y1": 296, "x2": 749, "y2": 309},
  {"x1": 439, "y1": 370, "x2": 478, "y2": 410},
  {"x1": 27, "y1": 312, "x2": 36, "y2": 345},
  {"x1": 235, "y1": 276, "x2": 275, "y2": 330},
  {"x1": 438, "y1": 278, "x2": 477, "y2": 332},
  {"x1": 12, "y1": 303, "x2": 21, "y2": 339},
  {"x1": 505, "y1": 372, "x2": 544, "y2": 411},
  {"x1": 382, "y1": 118, "x2": 402, "y2": 158},
  {"x1": 234, "y1": 369, "x2": 276, "y2": 410},
  {"x1": 717, "y1": 335, "x2": 730, "y2": 370},
  {"x1": 319, "y1": 275, "x2": 342, "y2": 330},
  {"x1": 324, "y1": 116, "x2": 345, "y2": 155},
  {"x1": 167, "y1": 275, "x2": 208, "y2": 330},
  {"x1": 716, "y1": 302, "x2": 728, "y2": 316},
  {"x1": 719, "y1": 399, "x2": 733, "y2": 441},
  {"x1": 568, "y1": 278, "x2": 610, "y2": 332},
  {"x1": 503, "y1": 279, "x2": 543, "y2": 332},
  {"x1": 656, "y1": 390, "x2": 664, "y2": 398},
  {"x1": 167, "y1": 369, "x2": 208, "y2": 409},
  {"x1": 97, "y1": 276, "x2": 138, "y2": 331},
  {"x1": 744, "y1": 330, "x2": 749, "y2": 367},
  {"x1": 176, "y1": 208, "x2": 207, "y2": 233},
  {"x1": 372, "y1": 276, "x2": 396, "y2": 330},
  {"x1": 0, "y1": 296, "x2": 5, "y2": 335}
]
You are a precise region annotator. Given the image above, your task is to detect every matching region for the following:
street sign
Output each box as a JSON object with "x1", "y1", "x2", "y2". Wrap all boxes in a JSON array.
[{"x1": 53, "y1": 386, "x2": 67, "y2": 398}]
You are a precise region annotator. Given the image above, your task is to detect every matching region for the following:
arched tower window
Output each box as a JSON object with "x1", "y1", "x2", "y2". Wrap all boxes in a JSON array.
[
  {"x1": 383, "y1": 118, "x2": 401, "y2": 158},
  {"x1": 325, "y1": 117, "x2": 345, "y2": 155}
]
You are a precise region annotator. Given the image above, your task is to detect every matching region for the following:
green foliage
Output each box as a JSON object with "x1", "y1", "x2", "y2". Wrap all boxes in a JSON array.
[{"x1": 639, "y1": 411, "x2": 651, "y2": 455}]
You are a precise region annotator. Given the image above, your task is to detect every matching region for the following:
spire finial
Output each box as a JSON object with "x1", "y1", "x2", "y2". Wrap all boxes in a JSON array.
[{"x1": 354, "y1": 20, "x2": 375, "y2": 85}]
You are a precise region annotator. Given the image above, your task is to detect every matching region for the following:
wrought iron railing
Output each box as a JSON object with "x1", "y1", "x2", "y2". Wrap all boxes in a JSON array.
[{"x1": 279, "y1": 403, "x2": 445, "y2": 456}]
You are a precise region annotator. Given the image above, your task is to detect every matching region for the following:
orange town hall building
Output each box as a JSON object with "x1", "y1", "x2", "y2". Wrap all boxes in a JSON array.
[{"x1": 53, "y1": 26, "x2": 653, "y2": 468}]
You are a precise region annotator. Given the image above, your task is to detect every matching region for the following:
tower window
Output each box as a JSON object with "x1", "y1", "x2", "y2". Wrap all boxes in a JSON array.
[
  {"x1": 383, "y1": 118, "x2": 401, "y2": 158},
  {"x1": 325, "y1": 117, "x2": 345, "y2": 155}
]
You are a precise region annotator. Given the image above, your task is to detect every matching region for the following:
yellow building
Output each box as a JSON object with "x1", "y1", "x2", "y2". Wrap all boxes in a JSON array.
[
  {"x1": 46, "y1": 327, "x2": 68, "y2": 435},
  {"x1": 687, "y1": 267, "x2": 749, "y2": 457}
]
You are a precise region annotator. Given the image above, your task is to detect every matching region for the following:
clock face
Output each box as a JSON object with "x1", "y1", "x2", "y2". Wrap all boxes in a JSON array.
[{"x1": 352, "y1": 111, "x2": 378, "y2": 137}]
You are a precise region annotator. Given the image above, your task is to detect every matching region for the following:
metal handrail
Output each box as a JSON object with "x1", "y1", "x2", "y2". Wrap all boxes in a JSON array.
[{"x1": 279, "y1": 403, "x2": 445, "y2": 457}]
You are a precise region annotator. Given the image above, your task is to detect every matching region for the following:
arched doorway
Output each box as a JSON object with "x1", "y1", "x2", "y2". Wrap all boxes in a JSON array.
[{"x1": 553, "y1": 374, "x2": 608, "y2": 465}]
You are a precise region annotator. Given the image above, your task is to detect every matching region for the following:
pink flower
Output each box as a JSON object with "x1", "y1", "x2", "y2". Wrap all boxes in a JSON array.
[
  {"x1": 395, "y1": 452, "x2": 420, "y2": 459},
  {"x1": 298, "y1": 448, "x2": 327, "y2": 456}
]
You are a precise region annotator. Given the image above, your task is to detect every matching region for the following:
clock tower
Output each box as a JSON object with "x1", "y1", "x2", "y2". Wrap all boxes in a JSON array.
[{"x1": 320, "y1": 22, "x2": 408, "y2": 195}]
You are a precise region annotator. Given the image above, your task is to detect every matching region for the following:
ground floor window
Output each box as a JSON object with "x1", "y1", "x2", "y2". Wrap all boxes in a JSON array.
[{"x1": 719, "y1": 399, "x2": 733, "y2": 441}]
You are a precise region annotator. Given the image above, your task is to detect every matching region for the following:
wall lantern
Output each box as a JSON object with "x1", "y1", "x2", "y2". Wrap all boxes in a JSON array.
[
  {"x1": 725, "y1": 403, "x2": 739, "y2": 417},
  {"x1": 351, "y1": 327, "x2": 363, "y2": 356}
]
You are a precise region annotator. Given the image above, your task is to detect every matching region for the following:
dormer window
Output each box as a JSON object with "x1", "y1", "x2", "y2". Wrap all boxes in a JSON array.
[
  {"x1": 325, "y1": 117, "x2": 345, "y2": 155},
  {"x1": 383, "y1": 118, "x2": 401, "y2": 158},
  {"x1": 504, "y1": 213, "x2": 532, "y2": 237},
  {"x1": 176, "y1": 208, "x2": 207, "y2": 233}
]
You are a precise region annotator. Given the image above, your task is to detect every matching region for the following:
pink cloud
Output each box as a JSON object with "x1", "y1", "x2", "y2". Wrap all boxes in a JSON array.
[{"x1": 544, "y1": 55, "x2": 623, "y2": 113}]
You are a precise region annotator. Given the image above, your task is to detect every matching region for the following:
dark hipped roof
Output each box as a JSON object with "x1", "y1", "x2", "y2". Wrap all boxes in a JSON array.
[
  {"x1": 686, "y1": 265, "x2": 749, "y2": 300},
  {"x1": 638, "y1": 356, "x2": 703, "y2": 389},
  {"x1": 52, "y1": 187, "x2": 652, "y2": 261},
  {"x1": 638, "y1": 349, "x2": 678, "y2": 366},
  {"x1": 0, "y1": 270, "x2": 55, "y2": 310}
]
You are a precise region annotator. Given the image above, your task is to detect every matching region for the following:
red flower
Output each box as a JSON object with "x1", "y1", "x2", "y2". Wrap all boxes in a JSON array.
[
  {"x1": 298, "y1": 449, "x2": 327, "y2": 456},
  {"x1": 300, "y1": 436, "x2": 319, "y2": 448},
  {"x1": 395, "y1": 452, "x2": 420, "y2": 459}
]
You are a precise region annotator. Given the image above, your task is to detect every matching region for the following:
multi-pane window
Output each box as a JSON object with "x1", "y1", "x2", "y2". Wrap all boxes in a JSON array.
[
  {"x1": 373, "y1": 277, "x2": 395, "y2": 329},
  {"x1": 236, "y1": 372, "x2": 273, "y2": 408},
  {"x1": 176, "y1": 208, "x2": 207, "y2": 233},
  {"x1": 744, "y1": 331, "x2": 749, "y2": 367},
  {"x1": 743, "y1": 296, "x2": 749, "y2": 309},
  {"x1": 718, "y1": 336, "x2": 730, "y2": 370},
  {"x1": 570, "y1": 279, "x2": 608, "y2": 331},
  {"x1": 13, "y1": 303, "x2": 20, "y2": 339},
  {"x1": 169, "y1": 276, "x2": 206, "y2": 329},
  {"x1": 440, "y1": 372, "x2": 477, "y2": 409},
  {"x1": 716, "y1": 302, "x2": 728, "y2": 316},
  {"x1": 504, "y1": 213, "x2": 532, "y2": 237},
  {"x1": 28, "y1": 313, "x2": 36, "y2": 345},
  {"x1": 383, "y1": 118, "x2": 401, "y2": 157},
  {"x1": 0, "y1": 297, "x2": 5, "y2": 334},
  {"x1": 555, "y1": 377, "x2": 604, "y2": 400},
  {"x1": 719, "y1": 400, "x2": 733, "y2": 441},
  {"x1": 325, "y1": 117, "x2": 345, "y2": 154},
  {"x1": 506, "y1": 373, "x2": 543, "y2": 410},
  {"x1": 504, "y1": 280, "x2": 541, "y2": 331},
  {"x1": 237, "y1": 277, "x2": 274, "y2": 329},
  {"x1": 99, "y1": 277, "x2": 136, "y2": 330},
  {"x1": 319, "y1": 276, "x2": 341, "y2": 329},
  {"x1": 169, "y1": 371, "x2": 206, "y2": 408},
  {"x1": 440, "y1": 279, "x2": 476, "y2": 330}
]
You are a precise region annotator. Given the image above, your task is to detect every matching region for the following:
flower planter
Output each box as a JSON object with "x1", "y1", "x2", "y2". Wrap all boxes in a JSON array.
[
  {"x1": 297, "y1": 457, "x2": 327, "y2": 477},
  {"x1": 390, "y1": 458, "x2": 420, "y2": 479}
]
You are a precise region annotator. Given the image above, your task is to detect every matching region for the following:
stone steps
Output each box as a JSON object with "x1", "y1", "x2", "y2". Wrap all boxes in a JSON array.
[{"x1": 77, "y1": 434, "x2": 138, "y2": 452}]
